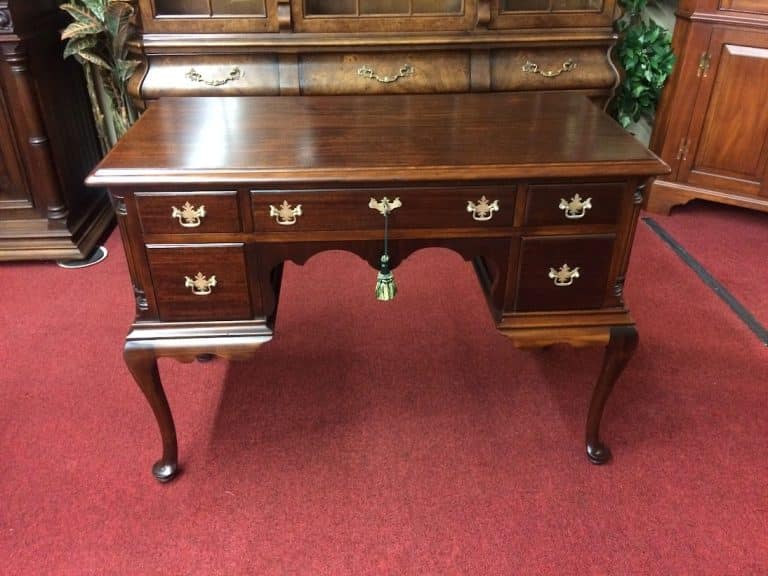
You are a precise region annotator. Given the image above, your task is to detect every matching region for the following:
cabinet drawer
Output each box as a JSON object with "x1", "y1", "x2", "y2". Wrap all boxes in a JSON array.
[
  {"x1": 490, "y1": 47, "x2": 616, "y2": 92},
  {"x1": 298, "y1": 51, "x2": 471, "y2": 95},
  {"x1": 145, "y1": 244, "x2": 252, "y2": 321},
  {"x1": 141, "y1": 54, "x2": 280, "y2": 98},
  {"x1": 523, "y1": 182, "x2": 626, "y2": 227},
  {"x1": 515, "y1": 235, "x2": 615, "y2": 312},
  {"x1": 251, "y1": 186, "x2": 516, "y2": 231},
  {"x1": 136, "y1": 191, "x2": 241, "y2": 234}
]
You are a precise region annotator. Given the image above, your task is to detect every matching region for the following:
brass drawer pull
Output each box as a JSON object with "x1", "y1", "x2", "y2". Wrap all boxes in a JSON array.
[
  {"x1": 559, "y1": 194, "x2": 592, "y2": 219},
  {"x1": 549, "y1": 264, "x2": 580, "y2": 287},
  {"x1": 171, "y1": 201, "x2": 206, "y2": 228},
  {"x1": 466, "y1": 195, "x2": 499, "y2": 222},
  {"x1": 368, "y1": 196, "x2": 402, "y2": 215},
  {"x1": 522, "y1": 59, "x2": 576, "y2": 78},
  {"x1": 269, "y1": 200, "x2": 302, "y2": 225},
  {"x1": 185, "y1": 67, "x2": 244, "y2": 87},
  {"x1": 184, "y1": 272, "x2": 217, "y2": 296},
  {"x1": 357, "y1": 64, "x2": 414, "y2": 84}
]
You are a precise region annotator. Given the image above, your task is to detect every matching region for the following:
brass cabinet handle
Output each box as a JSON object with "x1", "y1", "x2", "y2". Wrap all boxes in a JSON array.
[
  {"x1": 357, "y1": 64, "x2": 414, "y2": 84},
  {"x1": 368, "y1": 196, "x2": 402, "y2": 215},
  {"x1": 548, "y1": 264, "x2": 580, "y2": 287},
  {"x1": 269, "y1": 200, "x2": 302, "y2": 225},
  {"x1": 185, "y1": 67, "x2": 244, "y2": 87},
  {"x1": 522, "y1": 59, "x2": 576, "y2": 78},
  {"x1": 466, "y1": 195, "x2": 499, "y2": 222},
  {"x1": 558, "y1": 194, "x2": 592, "y2": 219},
  {"x1": 171, "y1": 202, "x2": 206, "y2": 228},
  {"x1": 184, "y1": 272, "x2": 217, "y2": 296}
]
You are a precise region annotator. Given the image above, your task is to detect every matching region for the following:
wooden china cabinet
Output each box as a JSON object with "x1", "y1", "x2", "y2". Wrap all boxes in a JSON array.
[
  {"x1": 0, "y1": 1, "x2": 112, "y2": 261},
  {"x1": 128, "y1": 0, "x2": 622, "y2": 105},
  {"x1": 647, "y1": 0, "x2": 768, "y2": 214}
]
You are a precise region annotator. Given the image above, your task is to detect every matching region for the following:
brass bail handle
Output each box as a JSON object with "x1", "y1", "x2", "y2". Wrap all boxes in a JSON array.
[{"x1": 358, "y1": 63, "x2": 414, "y2": 84}]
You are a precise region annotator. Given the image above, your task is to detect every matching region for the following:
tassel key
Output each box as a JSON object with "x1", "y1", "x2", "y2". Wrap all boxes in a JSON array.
[
  {"x1": 369, "y1": 196, "x2": 401, "y2": 302},
  {"x1": 375, "y1": 255, "x2": 397, "y2": 301}
]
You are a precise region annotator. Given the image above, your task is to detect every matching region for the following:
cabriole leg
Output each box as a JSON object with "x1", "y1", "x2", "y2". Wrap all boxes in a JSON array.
[
  {"x1": 585, "y1": 325, "x2": 639, "y2": 464},
  {"x1": 123, "y1": 341, "x2": 179, "y2": 482}
]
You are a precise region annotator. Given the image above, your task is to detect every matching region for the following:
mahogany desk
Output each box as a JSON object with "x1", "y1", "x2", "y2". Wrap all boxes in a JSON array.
[{"x1": 88, "y1": 93, "x2": 668, "y2": 482}]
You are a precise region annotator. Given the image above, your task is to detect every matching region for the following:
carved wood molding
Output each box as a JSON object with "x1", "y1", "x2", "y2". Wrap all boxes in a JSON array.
[
  {"x1": 476, "y1": 0, "x2": 491, "y2": 29},
  {"x1": 0, "y1": 6, "x2": 12, "y2": 33},
  {"x1": 277, "y1": 0, "x2": 291, "y2": 31}
]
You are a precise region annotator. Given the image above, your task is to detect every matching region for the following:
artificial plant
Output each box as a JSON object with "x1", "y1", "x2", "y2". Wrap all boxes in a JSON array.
[
  {"x1": 611, "y1": 0, "x2": 676, "y2": 129},
  {"x1": 60, "y1": 0, "x2": 140, "y2": 151}
]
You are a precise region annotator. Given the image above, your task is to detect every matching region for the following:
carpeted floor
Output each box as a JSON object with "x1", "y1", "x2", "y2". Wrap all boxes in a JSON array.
[
  {"x1": 1, "y1": 207, "x2": 766, "y2": 574},
  {"x1": 649, "y1": 200, "x2": 768, "y2": 329}
]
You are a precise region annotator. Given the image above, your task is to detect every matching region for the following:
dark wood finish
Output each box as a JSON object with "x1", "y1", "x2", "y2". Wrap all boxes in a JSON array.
[
  {"x1": 586, "y1": 324, "x2": 639, "y2": 464},
  {"x1": 136, "y1": 191, "x2": 241, "y2": 234},
  {"x1": 523, "y1": 182, "x2": 624, "y2": 226},
  {"x1": 0, "y1": 0, "x2": 112, "y2": 260},
  {"x1": 88, "y1": 93, "x2": 668, "y2": 481},
  {"x1": 251, "y1": 186, "x2": 517, "y2": 231},
  {"x1": 514, "y1": 235, "x2": 615, "y2": 311},
  {"x1": 128, "y1": 0, "x2": 622, "y2": 107},
  {"x1": 647, "y1": 0, "x2": 768, "y2": 214},
  {"x1": 145, "y1": 243, "x2": 252, "y2": 321}
]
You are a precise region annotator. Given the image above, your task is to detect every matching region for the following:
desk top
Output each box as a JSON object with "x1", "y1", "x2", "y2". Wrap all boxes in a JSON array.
[{"x1": 88, "y1": 93, "x2": 668, "y2": 186}]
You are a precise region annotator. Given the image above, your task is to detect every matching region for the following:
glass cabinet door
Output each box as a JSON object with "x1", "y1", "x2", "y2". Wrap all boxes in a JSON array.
[
  {"x1": 491, "y1": 0, "x2": 613, "y2": 27},
  {"x1": 154, "y1": 0, "x2": 267, "y2": 15},
  {"x1": 304, "y1": 0, "x2": 463, "y2": 15},
  {"x1": 499, "y1": 0, "x2": 603, "y2": 10},
  {"x1": 297, "y1": 0, "x2": 472, "y2": 32},
  {"x1": 141, "y1": 0, "x2": 276, "y2": 32}
]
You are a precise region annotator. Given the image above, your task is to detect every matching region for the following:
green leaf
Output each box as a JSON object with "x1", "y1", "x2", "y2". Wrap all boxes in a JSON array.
[
  {"x1": 105, "y1": 1, "x2": 134, "y2": 58},
  {"x1": 78, "y1": 50, "x2": 112, "y2": 70},
  {"x1": 60, "y1": 3, "x2": 101, "y2": 25},
  {"x1": 62, "y1": 35, "x2": 98, "y2": 60},
  {"x1": 61, "y1": 20, "x2": 104, "y2": 41},
  {"x1": 114, "y1": 59, "x2": 140, "y2": 83},
  {"x1": 80, "y1": 0, "x2": 106, "y2": 21}
]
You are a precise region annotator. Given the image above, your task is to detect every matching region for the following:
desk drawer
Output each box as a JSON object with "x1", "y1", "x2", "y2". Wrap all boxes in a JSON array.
[
  {"x1": 523, "y1": 182, "x2": 626, "y2": 227},
  {"x1": 299, "y1": 51, "x2": 471, "y2": 95},
  {"x1": 515, "y1": 235, "x2": 615, "y2": 312},
  {"x1": 145, "y1": 244, "x2": 252, "y2": 321},
  {"x1": 490, "y1": 47, "x2": 616, "y2": 92},
  {"x1": 136, "y1": 191, "x2": 241, "y2": 235},
  {"x1": 141, "y1": 54, "x2": 280, "y2": 98},
  {"x1": 251, "y1": 186, "x2": 516, "y2": 231}
]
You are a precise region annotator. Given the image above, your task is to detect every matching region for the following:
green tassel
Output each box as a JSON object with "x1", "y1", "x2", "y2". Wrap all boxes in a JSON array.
[{"x1": 375, "y1": 254, "x2": 397, "y2": 301}]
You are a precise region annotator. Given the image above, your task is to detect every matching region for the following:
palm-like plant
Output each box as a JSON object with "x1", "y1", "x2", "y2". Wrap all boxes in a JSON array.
[{"x1": 60, "y1": 0, "x2": 140, "y2": 151}]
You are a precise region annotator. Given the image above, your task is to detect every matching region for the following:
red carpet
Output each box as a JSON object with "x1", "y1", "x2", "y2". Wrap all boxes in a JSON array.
[
  {"x1": 650, "y1": 200, "x2": 768, "y2": 328},
  {"x1": 1, "y1": 220, "x2": 767, "y2": 574}
]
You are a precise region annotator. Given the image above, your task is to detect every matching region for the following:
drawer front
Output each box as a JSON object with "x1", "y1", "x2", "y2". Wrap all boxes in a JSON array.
[
  {"x1": 523, "y1": 182, "x2": 626, "y2": 227},
  {"x1": 515, "y1": 235, "x2": 615, "y2": 312},
  {"x1": 136, "y1": 191, "x2": 241, "y2": 235},
  {"x1": 145, "y1": 244, "x2": 252, "y2": 321},
  {"x1": 251, "y1": 186, "x2": 516, "y2": 231},
  {"x1": 141, "y1": 55, "x2": 280, "y2": 99},
  {"x1": 490, "y1": 47, "x2": 617, "y2": 92},
  {"x1": 299, "y1": 51, "x2": 471, "y2": 95}
]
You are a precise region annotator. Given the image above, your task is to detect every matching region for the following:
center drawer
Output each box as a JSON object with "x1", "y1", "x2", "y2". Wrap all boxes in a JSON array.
[
  {"x1": 251, "y1": 186, "x2": 516, "y2": 232},
  {"x1": 299, "y1": 51, "x2": 471, "y2": 95}
]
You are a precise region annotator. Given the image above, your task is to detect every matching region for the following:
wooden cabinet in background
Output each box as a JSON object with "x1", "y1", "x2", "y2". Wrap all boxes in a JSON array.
[
  {"x1": 129, "y1": 0, "x2": 622, "y2": 106},
  {"x1": 647, "y1": 0, "x2": 768, "y2": 214},
  {"x1": 0, "y1": 1, "x2": 112, "y2": 261}
]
